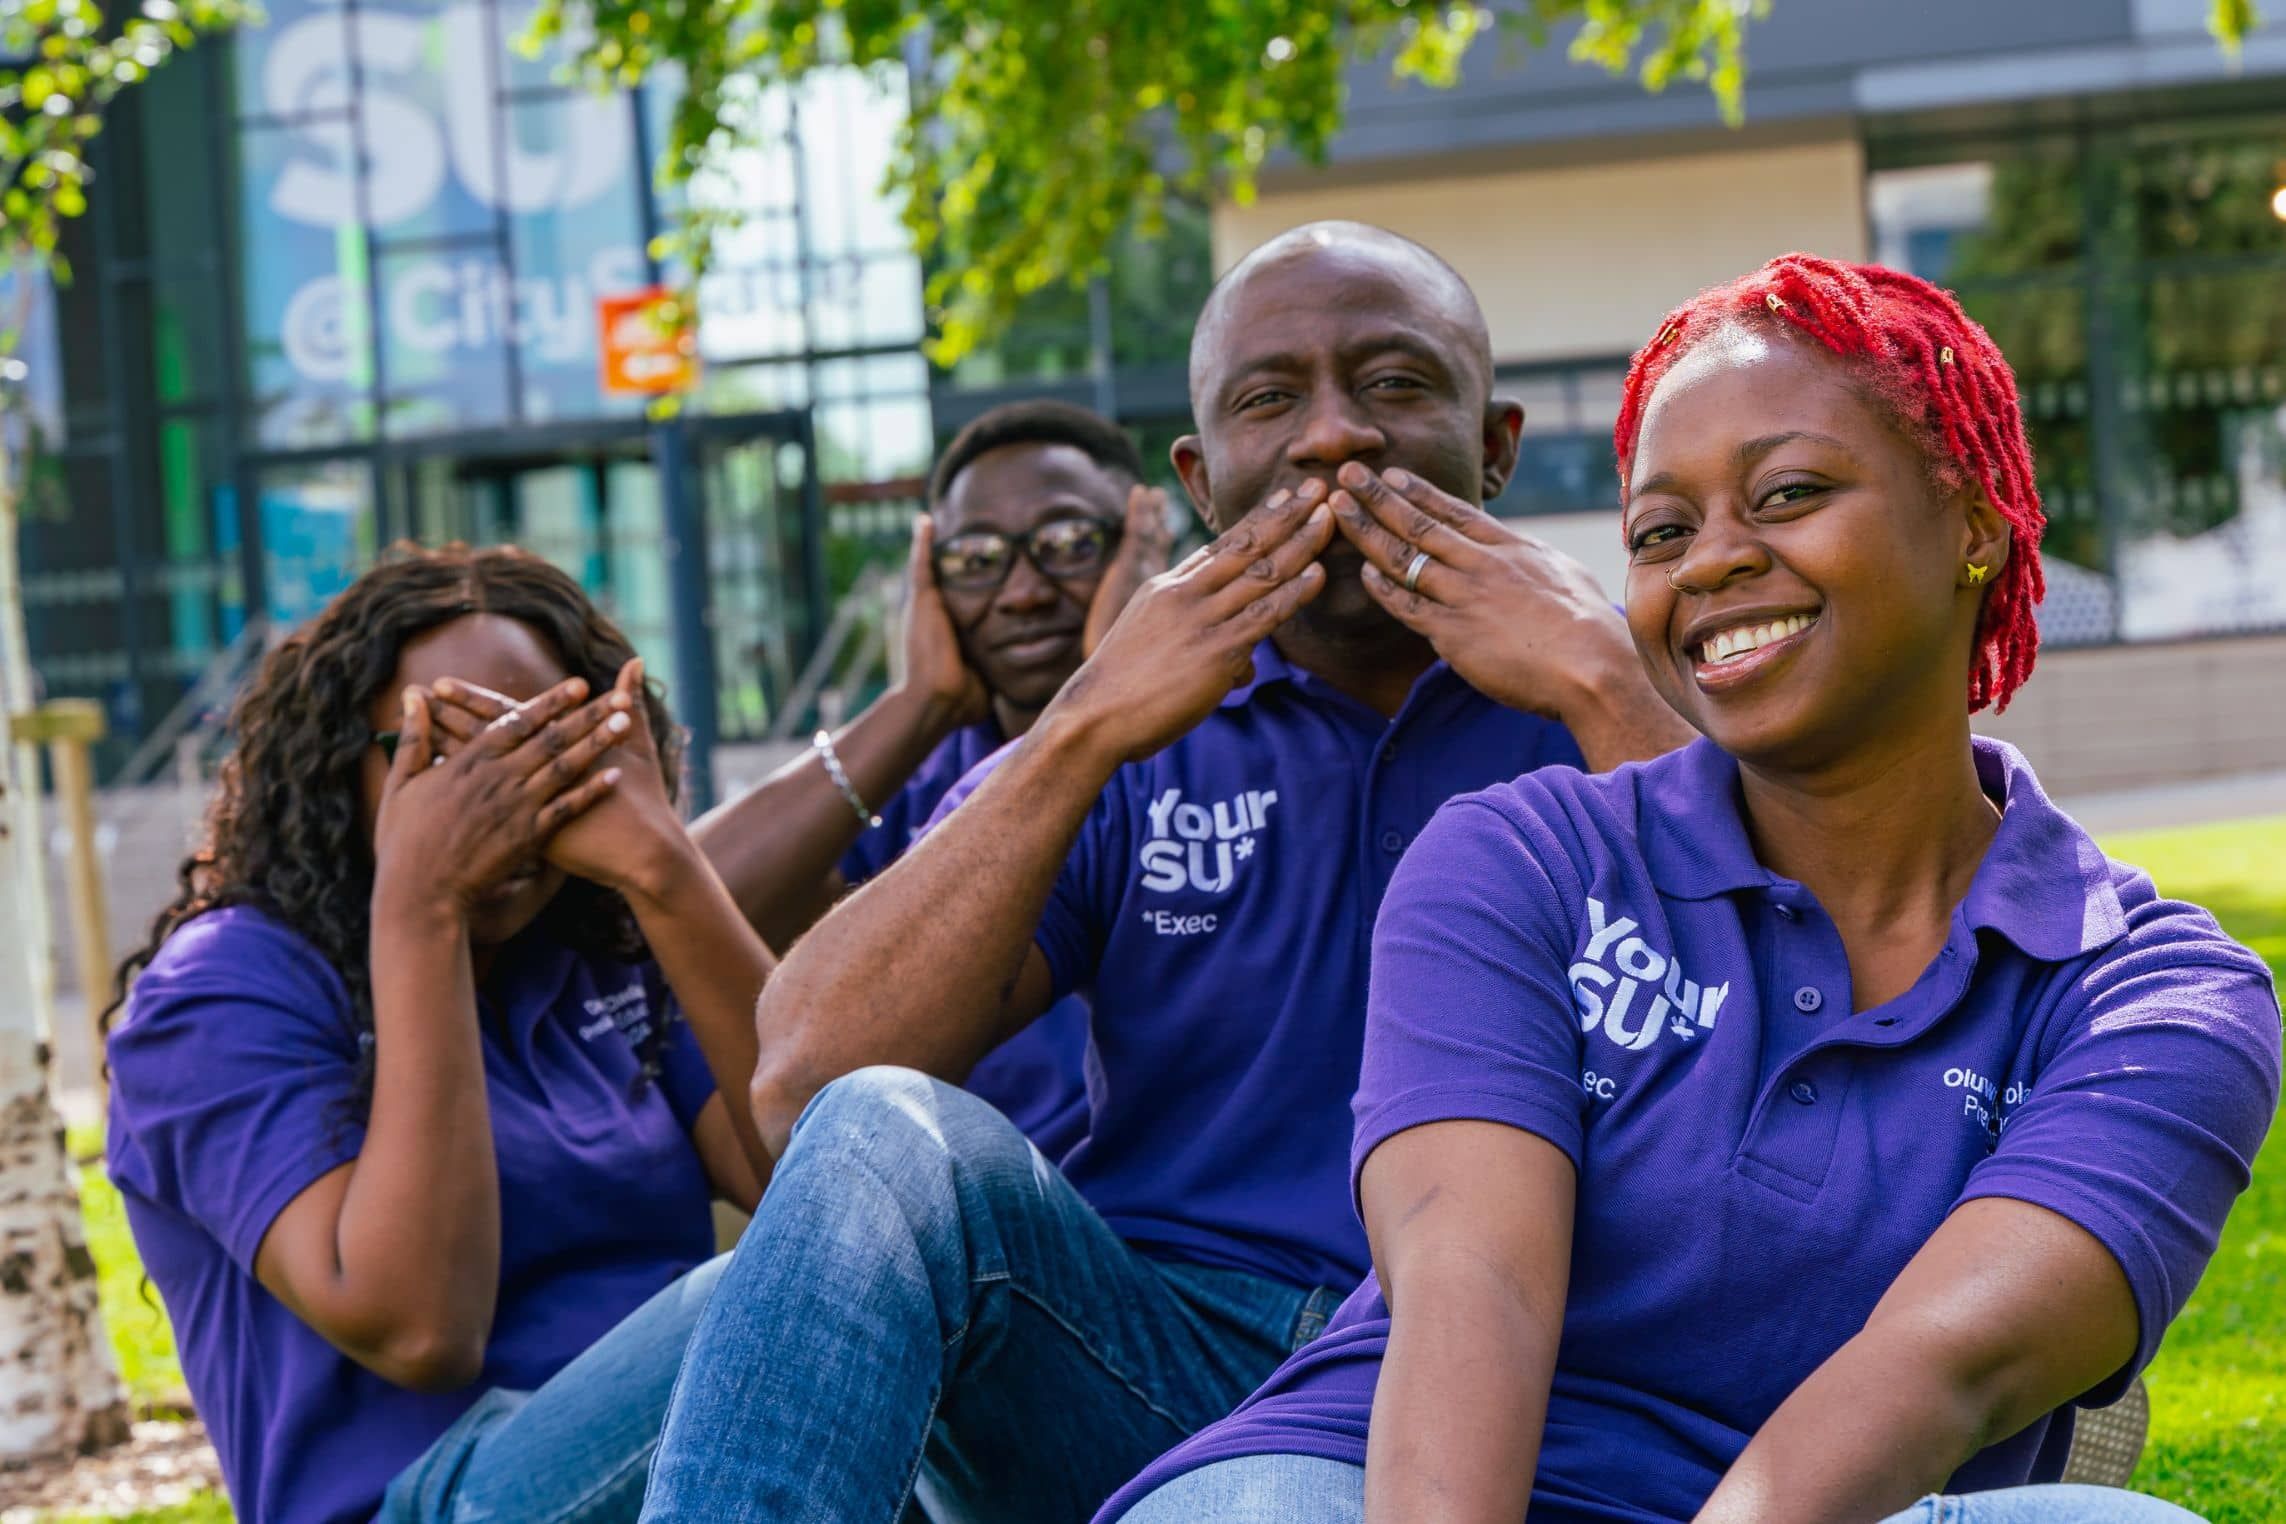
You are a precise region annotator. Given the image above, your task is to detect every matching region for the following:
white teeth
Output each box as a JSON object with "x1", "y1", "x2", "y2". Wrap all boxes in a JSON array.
[{"x1": 1698, "y1": 613, "x2": 1816, "y2": 666}]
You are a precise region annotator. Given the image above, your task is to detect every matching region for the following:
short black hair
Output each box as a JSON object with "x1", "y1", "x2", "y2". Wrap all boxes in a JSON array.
[{"x1": 928, "y1": 400, "x2": 1146, "y2": 508}]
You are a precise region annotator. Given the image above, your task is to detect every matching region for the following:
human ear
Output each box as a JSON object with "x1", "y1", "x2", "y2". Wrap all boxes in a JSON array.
[
  {"x1": 1959, "y1": 489, "x2": 2011, "y2": 587},
  {"x1": 1478, "y1": 398, "x2": 1525, "y2": 502},
  {"x1": 1171, "y1": 435, "x2": 1217, "y2": 528}
]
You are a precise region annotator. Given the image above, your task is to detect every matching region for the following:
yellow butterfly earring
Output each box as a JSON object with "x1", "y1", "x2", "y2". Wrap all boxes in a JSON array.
[{"x1": 1964, "y1": 562, "x2": 1991, "y2": 586}]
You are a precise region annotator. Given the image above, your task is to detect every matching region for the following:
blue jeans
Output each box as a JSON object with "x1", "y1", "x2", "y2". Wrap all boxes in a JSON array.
[
  {"x1": 1114, "y1": 1457, "x2": 2206, "y2": 1524},
  {"x1": 640, "y1": 1067, "x2": 1339, "y2": 1524},
  {"x1": 376, "y1": 1254, "x2": 728, "y2": 1523}
]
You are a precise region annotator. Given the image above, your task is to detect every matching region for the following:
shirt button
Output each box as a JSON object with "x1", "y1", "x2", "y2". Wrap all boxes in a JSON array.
[
  {"x1": 1379, "y1": 829, "x2": 1405, "y2": 854},
  {"x1": 1790, "y1": 1079, "x2": 1819, "y2": 1106},
  {"x1": 1774, "y1": 904, "x2": 1799, "y2": 921},
  {"x1": 1381, "y1": 741, "x2": 1400, "y2": 764},
  {"x1": 1793, "y1": 986, "x2": 1824, "y2": 1013}
]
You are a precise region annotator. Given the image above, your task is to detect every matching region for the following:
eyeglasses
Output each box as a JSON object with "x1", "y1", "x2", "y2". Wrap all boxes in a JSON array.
[
  {"x1": 372, "y1": 730, "x2": 401, "y2": 764},
  {"x1": 932, "y1": 517, "x2": 1120, "y2": 593}
]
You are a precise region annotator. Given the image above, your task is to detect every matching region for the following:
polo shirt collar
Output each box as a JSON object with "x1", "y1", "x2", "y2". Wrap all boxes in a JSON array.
[
  {"x1": 1642, "y1": 735, "x2": 2128, "y2": 963},
  {"x1": 1221, "y1": 639, "x2": 1464, "y2": 713},
  {"x1": 1221, "y1": 640, "x2": 1301, "y2": 708},
  {"x1": 1961, "y1": 735, "x2": 2128, "y2": 961},
  {"x1": 1641, "y1": 739, "x2": 1774, "y2": 901}
]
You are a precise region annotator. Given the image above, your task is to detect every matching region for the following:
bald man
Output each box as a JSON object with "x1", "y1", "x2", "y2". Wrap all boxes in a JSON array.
[{"x1": 641, "y1": 223, "x2": 1691, "y2": 1524}]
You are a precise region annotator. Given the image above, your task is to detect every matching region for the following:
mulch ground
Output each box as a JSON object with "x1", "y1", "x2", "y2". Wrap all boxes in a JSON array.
[{"x1": 1, "y1": 1422, "x2": 221, "y2": 1521}]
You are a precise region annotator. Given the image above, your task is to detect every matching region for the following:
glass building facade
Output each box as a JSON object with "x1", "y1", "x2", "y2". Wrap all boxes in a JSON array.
[
  {"x1": 29, "y1": 1, "x2": 1092, "y2": 800},
  {"x1": 24, "y1": 8, "x2": 2286, "y2": 798},
  {"x1": 1868, "y1": 109, "x2": 2286, "y2": 646}
]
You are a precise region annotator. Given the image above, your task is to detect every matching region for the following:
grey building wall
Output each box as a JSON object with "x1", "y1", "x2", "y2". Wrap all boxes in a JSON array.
[{"x1": 1282, "y1": 0, "x2": 2285, "y2": 184}]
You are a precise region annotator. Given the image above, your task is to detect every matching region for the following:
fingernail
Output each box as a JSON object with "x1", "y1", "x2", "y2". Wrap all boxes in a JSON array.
[
  {"x1": 1384, "y1": 468, "x2": 1411, "y2": 490},
  {"x1": 603, "y1": 767, "x2": 624, "y2": 784},
  {"x1": 433, "y1": 678, "x2": 457, "y2": 698},
  {"x1": 1309, "y1": 504, "x2": 1331, "y2": 527},
  {"x1": 612, "y1": 691, "x2": 634, "y2": 710},
  {"x1": 609, "y1": 713, "x2": 632, "y2": 734},
  {"x1": 401, "y1": 689, "x2": 418, "y2": 718},
  {"x1": 1266, "y1": 488, "x2": 1292, "y2": 509},
  {"x1": 1337, "y1": 462, "x2": 1370, "y2": 488}
]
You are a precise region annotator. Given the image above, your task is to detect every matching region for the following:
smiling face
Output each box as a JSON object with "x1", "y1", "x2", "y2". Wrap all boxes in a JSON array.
[
  {"x1": 1176, "y1": 231, "x2": 1520, "y2": 641},
  {"x1": 933, "y1": 440, "x2": 1131, "y2": 712},
  {"x1": 1621, "y1": 331, "x2": 2008, "y2": 772},
  {"x1": 358, "y1": 612, "x2": 573, "y2": 946}
]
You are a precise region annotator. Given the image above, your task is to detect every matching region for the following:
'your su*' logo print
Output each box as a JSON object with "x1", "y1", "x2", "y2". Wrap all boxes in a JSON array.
[
  {"x1": 1138, "y1": 787, "x2": 1278, "y2": 895},
  {"x1": 1568, "y1": 897, "x2": 1729, "y2": 1052}
]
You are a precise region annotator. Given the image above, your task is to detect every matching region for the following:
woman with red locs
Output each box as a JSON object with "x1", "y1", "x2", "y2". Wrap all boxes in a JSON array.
[{"x1": 1097, "y1": 257, "x2": 2278, "y2": 1524}]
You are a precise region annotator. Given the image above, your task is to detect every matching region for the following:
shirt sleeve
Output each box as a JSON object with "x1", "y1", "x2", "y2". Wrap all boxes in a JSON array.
[
  {"x1": 1350, "y1": 792, "x2": 1592, "y2": 1203},
  {"x1": 1958, "y1": 896, "x2": 2282, "y2": 1404},
  {"x1": 1029, "y1": 779, "x2": 1127, "y2": 1003},
  {"x1": 104, "y1": 911, "x2": 370, "y2": 1277}
]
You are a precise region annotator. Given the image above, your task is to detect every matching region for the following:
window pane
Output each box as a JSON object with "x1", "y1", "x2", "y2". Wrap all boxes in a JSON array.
[{"x1": 242, "y1": 120, "x2": 377, "y2": 446}]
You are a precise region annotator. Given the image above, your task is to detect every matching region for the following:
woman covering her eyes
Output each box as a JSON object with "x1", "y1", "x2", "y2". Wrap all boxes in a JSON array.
[
  {"x1": 103, "y1": 545, "x2": 774, "y2": 1524},
  {"x1": 1098, "y1": 256, "x2": 2281, "y2": 1524}
]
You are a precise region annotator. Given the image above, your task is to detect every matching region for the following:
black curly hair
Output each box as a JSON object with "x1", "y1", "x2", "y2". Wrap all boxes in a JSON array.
[{"x1": 105, "y1": 542, "x2": 685, "y2": 1111}]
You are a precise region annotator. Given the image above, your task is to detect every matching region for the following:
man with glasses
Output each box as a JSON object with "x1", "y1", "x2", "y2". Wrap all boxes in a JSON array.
[{"x1": 695, "y1": 399, "x2": 1171, "y2": 1160}]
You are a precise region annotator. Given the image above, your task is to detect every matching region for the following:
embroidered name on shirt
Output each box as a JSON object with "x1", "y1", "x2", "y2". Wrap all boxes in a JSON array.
[
  {"x1": 1944, "y1": 1065, "x2": 2025, "y2": 1142},
  {"x1": 1138, "y1": 787, "x2": 1278, "y2": 895},
  {"x1": 1568, "y1": 897, "x2": 1729, "y2": 1054},
  {"x1": 578, "y1": 980, "x2": 652, "y2": 1045}
]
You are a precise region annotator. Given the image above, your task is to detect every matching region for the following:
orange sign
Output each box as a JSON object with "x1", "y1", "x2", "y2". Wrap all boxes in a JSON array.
[{"x1": 598, "y1": 286, "x2": 699, "y2": 397}]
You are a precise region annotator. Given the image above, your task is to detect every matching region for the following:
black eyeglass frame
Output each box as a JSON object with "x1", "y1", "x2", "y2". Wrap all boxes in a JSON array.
[{"x1": 930, "y1": 516, "x2": 1124, "y2": 594}]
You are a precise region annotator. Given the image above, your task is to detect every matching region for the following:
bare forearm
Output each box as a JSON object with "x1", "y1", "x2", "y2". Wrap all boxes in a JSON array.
[
  {"x1": 1696, "y1": 1335, "x2": 1997, "y2": 1524},
  {"x1": 334, "y1": 890, "x2": 500, "y2": 1372},
  {"x1": 748, "y1": 707, "x2": 1115, "y2": 1151},
  {"x1": 1367, "y1": 1248, "x2": 1564, "y2": 1524},
  {"x1": 695, "y1": 684, "x2": 963, "y2": 945},
  {"x1": 1559, "y1": 661, "x2": 1695, "y2": 774},
  {"x1": 623, "y1": 837, "x2": 777, "y2": 1180}
]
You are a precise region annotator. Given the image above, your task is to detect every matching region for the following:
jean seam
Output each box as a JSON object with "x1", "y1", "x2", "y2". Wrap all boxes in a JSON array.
[
  {"x1": 890, "y1": 1374, "x2": 948, "y2": 1521},
  {"x1": 996, "y1": 1276, "x2": 1233, "y2": 1438},
  {"x1": 543, "y1": 1438, "x2": 660, "y2": 1524}
]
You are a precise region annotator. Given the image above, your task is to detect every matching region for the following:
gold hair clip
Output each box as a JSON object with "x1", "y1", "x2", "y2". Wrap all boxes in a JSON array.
[
  {"x1": 1655, "y1": 321, "x2": 1680, "y2": 347},
  {"x1": 1765, "y1": 292, "x2": 1789, "y2": 315},
  {"x1": 1939, "y1": 346, "x2": 1956, "y2": 367}
]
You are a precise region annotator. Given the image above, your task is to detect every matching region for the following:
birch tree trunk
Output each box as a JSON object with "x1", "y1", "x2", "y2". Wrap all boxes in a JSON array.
[{"x1": 0, "y1": 429, "x2": 130, "y2": 1463}]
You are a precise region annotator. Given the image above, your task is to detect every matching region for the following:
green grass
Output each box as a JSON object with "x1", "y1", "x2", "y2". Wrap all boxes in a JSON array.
[
  {"x1": 42, "y1": 816, "x2": 2286, "y2": 1522},
  {"x1": 38, "y1": 1499, "x2": 234, "y2": 1524},
  {"x1": 69, "y1": 1125, "x2": 192, "y2": 1415}
]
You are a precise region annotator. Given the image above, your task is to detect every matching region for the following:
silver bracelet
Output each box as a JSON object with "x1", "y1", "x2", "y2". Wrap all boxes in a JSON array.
[{"x1": 813, "y1": 730, "x2": 883, "y2": 829}]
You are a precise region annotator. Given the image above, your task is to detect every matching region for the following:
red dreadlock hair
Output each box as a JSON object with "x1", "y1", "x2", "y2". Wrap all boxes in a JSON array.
[{"x1": 1613, "y1": 254, "x2": 2046, "y2": 714}]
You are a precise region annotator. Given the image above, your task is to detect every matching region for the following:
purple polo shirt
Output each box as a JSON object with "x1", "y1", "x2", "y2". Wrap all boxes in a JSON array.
[
  {"x1": 1102, "y1": 737, "x2": 2281, "y2": 1522},
  {"x1": 106, "y1": 906, "x2": 720, "y2": 1524},
  {"x1": 841, "y1": 718, "x2": 1092, "y2": 1160},
  {"x1": 977, "y1": 640, "x2": 1584, "y2": 1292}
]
